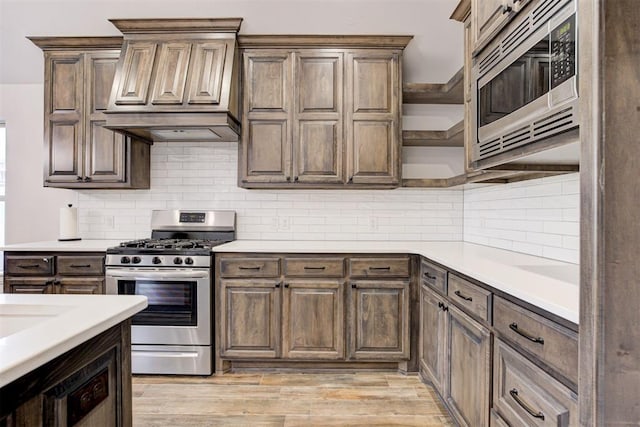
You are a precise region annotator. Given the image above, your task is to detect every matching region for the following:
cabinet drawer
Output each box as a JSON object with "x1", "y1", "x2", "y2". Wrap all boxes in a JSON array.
[
  {"x1": 349, "y1": 257, "x2": 410, "y2": 278},
  {"x1": 284, "y1": 257, "x2": 345, "y2": 277},
  {"x1": 493, "y1": 339, "x2": 578, "y2": 427},
  {"x1": 493, "y1": 296, "x2": 578, "y2": 387},
  {"x1": 5, "y1": 255, "x2": 54, "y2": 275},
  {"x1": 448, "y1": 274, "x2": 491, "y2": 323},
  {"x1": 420, "y1": 258, "x2": 447, "y2": 294},
  {"x1": 219, "y1": 257, "x2": 281, "y2": 278},
  {"x1": 57, "y1": 255, "x2": 104, "y2": 275}
]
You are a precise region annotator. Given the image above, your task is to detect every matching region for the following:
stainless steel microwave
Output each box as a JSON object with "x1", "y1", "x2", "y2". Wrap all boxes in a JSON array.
[{"x1": 471, "y1": 0, "x2": 578, "y2": 168}]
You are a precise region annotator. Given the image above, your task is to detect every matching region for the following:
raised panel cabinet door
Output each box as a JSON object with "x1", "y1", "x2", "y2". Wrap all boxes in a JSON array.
[
  {"x1": 282, "y1": 280, "x2": 345, "y2": 360},
  {"x1": 57, "y1": 277, "x2": 105, "y2": 294},
  {"x1": 220, "y1": 279, "x2": 281, "y2": 359},
  {"x1": 346, "y1": 52, "x2": 400, "y2": 186},
  {"x1": 4, "y1": 277, "x2": 55, "y2": 294},
  {"x1": 150, "y1": 42, "x2": 192, "y2": 105},
  {"x1": 293, "y1": 51, "x2": 344, "y2": 183},
  {"x1": 85, "y1": 52, "x2": 126, "y2": 183},
  {"x1": 419, "y1": 285, "x2": 448, "y2": 395},
  {"x1": 472, "y1": 0, "x2": 510, "y2": 52},
  {"x1": 187, "y1": 41, "x2": 227, "y2": 104},
  {"x1": 242, "y1": 120, "x2": 292, "y2": 183},
  {"x1": 240, "y1": 51, "x2": 293, "y2": 185},
  {"x1": 44, "y1": 52, "x2": 84, "y2": 184},
  {"x1": 446, "y1": 305, "x2": 491, "y2": 427},
  {"x1": 349, "y1": 280, "x2": 410, "y2": 360},
  {"x1": 112, "y1": 41, "x2": 157, "y2": 105}
]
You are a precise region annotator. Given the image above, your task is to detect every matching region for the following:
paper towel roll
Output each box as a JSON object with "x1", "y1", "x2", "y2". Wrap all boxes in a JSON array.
[{"x1": 59, "y1": 204, "x2": 80, "y2": 241}]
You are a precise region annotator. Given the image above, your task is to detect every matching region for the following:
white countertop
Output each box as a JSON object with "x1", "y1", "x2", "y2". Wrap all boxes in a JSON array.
[
  {"x1": 214, "y1": 241, "x2": 579, "y2": 324},
  {"x1": 1, "y1": 239, "x2": 124, "y2": 252},
  {"x1": 0, "y1": 294, "x2": 147, "y2": 388}
]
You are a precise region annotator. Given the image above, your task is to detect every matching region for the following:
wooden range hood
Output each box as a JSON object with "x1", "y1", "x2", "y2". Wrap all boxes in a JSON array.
[{"x1": 104, "y1": 18, "x2": 242, "y2": 143}]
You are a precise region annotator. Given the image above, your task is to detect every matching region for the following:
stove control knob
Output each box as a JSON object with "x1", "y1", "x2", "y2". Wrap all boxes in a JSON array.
[
  {"x1": 152, "y1": 257, "x2": 162, "y2": 265},
  {"x1": 173, "y1": 257, "x2": 183, "y2": 265},
  {"x1": 184, "y1": 257, "x2": 194, "y2": 265},
  {"x1": 132, "y1": 256, "x2": 141, "y2": 264},
  {"x1": 120, "y1": 256, "x2": 131, "y2": 264}
]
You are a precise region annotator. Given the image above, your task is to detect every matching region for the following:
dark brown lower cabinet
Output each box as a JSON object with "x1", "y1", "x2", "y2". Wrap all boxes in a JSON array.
[
  {"x1": 219, "y1": 279, "x2": 281, "y2": 359},
  {"x1": 4, "y1": 277, "x2": 55, "y2": 294},
  {"x1": 493, "y1": 338, "x2": 578, "y2": 426},
  {"x1": 282, "y1": 280, "x2": 345, "y2": 360},
  {"x1": 0, "y1": 321, "x2": 132, "y2": 427},
  {"x1": 446, "y1": 304, "x2": 491, "y2": 427},
  {"x1": 349, "y1": 280, "x2": 410, "y2": 360},
  {"x1": 419, "y1": 284, "x2": 448, "y2": 395}
]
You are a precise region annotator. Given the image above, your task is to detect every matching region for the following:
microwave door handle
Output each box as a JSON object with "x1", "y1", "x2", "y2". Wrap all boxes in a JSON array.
[{"x1": 107, "y1": 271, "x2": 209, "y2": 280}]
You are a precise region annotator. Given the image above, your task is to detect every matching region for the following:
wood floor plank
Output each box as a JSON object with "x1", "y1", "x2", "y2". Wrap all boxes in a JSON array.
[{"x1": 132, "y1": 372, "x2": 453, "y2": 426}]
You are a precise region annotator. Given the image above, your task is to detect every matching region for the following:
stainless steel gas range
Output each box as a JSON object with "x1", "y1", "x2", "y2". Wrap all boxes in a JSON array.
[{"x1": 105, "y1": 210, "x2": 235, "y2": 375}]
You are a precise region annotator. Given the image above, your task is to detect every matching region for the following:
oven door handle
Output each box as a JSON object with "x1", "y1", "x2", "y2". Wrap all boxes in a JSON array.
[{"x1": 106, "y1": 270, "x2": 209, "y2": 280}]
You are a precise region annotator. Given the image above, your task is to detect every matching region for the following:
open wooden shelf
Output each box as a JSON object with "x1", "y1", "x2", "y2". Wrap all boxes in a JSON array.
[
  {"x1": 403, "y1": 120, "x2": 464, "y2": 147},
  {"x1": 402, "y1": 164, "x2": 579, "y2": 188},
  {"x1": 403, "y1": 68, "x2": 464, "y2": 104}
]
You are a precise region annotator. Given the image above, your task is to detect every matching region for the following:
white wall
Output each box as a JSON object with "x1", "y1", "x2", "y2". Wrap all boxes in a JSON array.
[
  {"x1": 76, "y1": 142, "x2": 463, "y2": 241},
  {"x1": 464, "y1": 173, "x2": 580, "y2": 264},
  {"x1": 0, "y1": 84, "x2": 76, "y2": 244}
]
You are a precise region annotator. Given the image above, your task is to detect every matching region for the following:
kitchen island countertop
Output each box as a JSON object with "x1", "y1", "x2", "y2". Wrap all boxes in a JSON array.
[
  {"x1": 0, "y1": 294, "x2": 147, "y2": 388},
  {"x1": 213, "y1": 240, "x2": 579, "y2": 324}
]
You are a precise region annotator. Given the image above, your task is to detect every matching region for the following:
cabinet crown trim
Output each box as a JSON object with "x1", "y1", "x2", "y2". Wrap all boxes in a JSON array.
[
  {"x1": 238, "y1": 35, "x2": 413, "y2": 49},
  {"x1": 108, "y1": 18, "x2": 243, "y2": 34},
  {"x1": 28, "y1": 36, "x2": 123, "y2": 50}
]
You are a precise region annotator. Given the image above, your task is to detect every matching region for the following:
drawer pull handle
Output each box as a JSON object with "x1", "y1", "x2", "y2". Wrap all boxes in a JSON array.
[
  {"x1": 70, "y1": 264, "x2": 92, "y2": 268},
  {"x1": 423, "y1": 272, "x2": 437, "y2": 280},
  {"x1": 18, "y1": 264, "x2": 41, "y2": 269},
  {"x1": 238, "y1": 266, "x2": 262, "y2": 271},
  {"x1": 509, "y1": 389, "x2": 545, "y2": 420},
  {"x1": 454, "y1": 290, "x2": 473, "y2": 302},
  {"x1": 304, "y1": 266, "x2": 326, "y2": 270},
  {"x1": 509, "y1": 323, "x2": 545, "y2": 345},
  {"x1": 369, "y1": 266, "x2": 391, "y2": 271},
  {"x1": 437, "y1": 302, "x2": 448, "y2": 311}
]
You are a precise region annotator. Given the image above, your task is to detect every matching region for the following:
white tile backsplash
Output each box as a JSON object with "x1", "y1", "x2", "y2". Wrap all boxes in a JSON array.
[
  {"x1": 463, "y1": 173, "x2": 580, "y2": 264},
  {"x1": 76, "y1": 142, "x2": 463, "y2": 242},
  {"x1": 75, "y1": 142, "x2": 579, "y2": 264}
]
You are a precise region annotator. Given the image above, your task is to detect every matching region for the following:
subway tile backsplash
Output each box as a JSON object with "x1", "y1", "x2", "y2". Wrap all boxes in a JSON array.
[
  {"x1": 463, "y1": 173, "x2": 580, "y2": 264},
  {"x1": 76, "y1": 142, "x2": 463, "y2": 242},
  {"x1": 75, "y1": 142, "x2": 579, "y2": 264}
]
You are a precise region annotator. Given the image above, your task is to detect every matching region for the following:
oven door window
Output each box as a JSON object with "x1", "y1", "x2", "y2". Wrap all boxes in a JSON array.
[
  {"x1": 118, "y1": 280, "x2": 197, "y2": 326},
  {"x1": 478, "y1": 38, "x2": 551, "y2": 127}
]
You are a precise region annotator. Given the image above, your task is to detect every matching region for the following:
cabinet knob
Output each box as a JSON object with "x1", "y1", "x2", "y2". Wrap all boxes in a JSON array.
[
  {"x1": 348, "y1": 176, "x2": 354, "y2": 184},
  {"x1": 351, "y1": 283, "x2": 357, "y2": 289},
  {"x1": 286, "y1": 176, "x2": 291, "y2": 182},
  {"x1": 77, "y1": 176, "x2": 83, "y2": 181},
  {"x1": 502, "y1": 5, "x2": 513, "y2": 13},
  {"x1": 294, "y1": 176, "x2": 299, "y2": 182},
  {"x1": 84, "y1": 176, "x2": 92, "y2": 182}
]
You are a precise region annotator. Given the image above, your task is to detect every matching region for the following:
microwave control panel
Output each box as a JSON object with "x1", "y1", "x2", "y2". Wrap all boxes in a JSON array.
[{"x1": 551, "y1": 14, "x2": 576, "y2": 89}]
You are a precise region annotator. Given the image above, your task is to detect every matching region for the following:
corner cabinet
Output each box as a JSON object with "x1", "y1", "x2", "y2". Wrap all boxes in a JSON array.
[
  {"x1": 29, "y1": 37, "x2": 150, "y2": 189},
  {"x1": 238, "y1": 36, "x2": 410, "y2": 189}
]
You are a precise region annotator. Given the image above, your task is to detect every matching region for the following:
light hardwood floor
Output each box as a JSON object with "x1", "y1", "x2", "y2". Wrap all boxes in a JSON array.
[{"x1": 133, "y1": 372, "x2": 454, "y2": 426}]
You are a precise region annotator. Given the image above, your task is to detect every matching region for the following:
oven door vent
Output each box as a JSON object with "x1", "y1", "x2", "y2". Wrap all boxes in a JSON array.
[{"x1": 475, "y1": 104, "x2": 577, "y2": 161}]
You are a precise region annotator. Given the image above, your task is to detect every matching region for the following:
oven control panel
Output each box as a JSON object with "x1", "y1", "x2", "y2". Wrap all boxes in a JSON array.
[{"x1": 106, "y1": 254, "x2": 211, "y2": 268}]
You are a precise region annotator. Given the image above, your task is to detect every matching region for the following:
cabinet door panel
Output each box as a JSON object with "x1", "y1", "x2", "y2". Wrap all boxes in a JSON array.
[
  {"x1": 243, "y1": 120, "x2": 291, "y2": 183},
  {"x1": 57, "y1": 277, "x2": 104, "y2": 295},
  {"x1": 220, "y1": 280, "x2": 280, "y2": 359},
  {"x1": 349, "y1": 280, "x2": 410, "y2": 360},
  {"x1": 351, "y1": 120, "x2": 397, "y2": 184},
  {"x1": 282, "y1": 280, "x2": 344, "y2": 359},
  {"x1": 419, "y1": 285, "x2": 448, "y2": 395},
  {"x1": 113, "y1": 41, "x2": 156, "y2": 105},
  {"x1": 86, "y1": 52, "x2": 126, "y2": 183},
  {"x1": 187, "y1": 41, "x2": 227, "y2": 104},
  {"x1": 245, "y1": 52, "x2": 291, "y2": 112},
  {"x1": 447, "y1": 305, "x2": 491, "y2": 427},
  {"x1": 296, "y1": 120, "x2": 343, "y2": 183},
  {"x1": 472, "y1": 0, "x2": 510, "y2": 51},
  {"x1": 352, "y1": 57, "x2": 392, "y2": 113},
  {"x1": 5, "y1": 278, "x2": 55, "y2": 294},
  {"x1": 297, "y1": 54, "x2": 342, "y2": 113},
  {"x1": 45, "y1": 53, "x2": 83, "y2": 184},
  {"x1": 150, "y1": 42, "x2": 192, "y2": 105}
]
